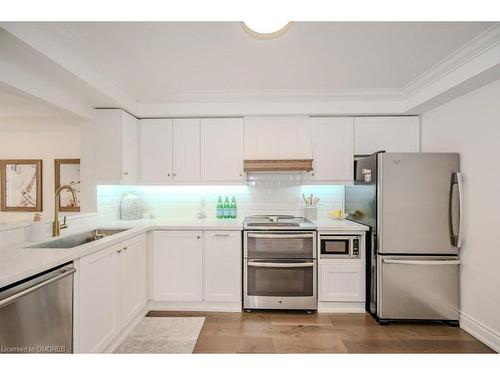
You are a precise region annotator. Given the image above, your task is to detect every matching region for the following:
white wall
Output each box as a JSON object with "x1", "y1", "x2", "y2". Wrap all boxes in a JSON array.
[
  {"x1": 421, "y1": 78, "x2": 500, "y2": 351},
  {"x1": 0, "y1": 120, "x2": 81, "y2": 223}
]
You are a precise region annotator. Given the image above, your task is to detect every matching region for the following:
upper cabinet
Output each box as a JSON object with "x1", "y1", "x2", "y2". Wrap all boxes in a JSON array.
[
  {"x1": 94, "y1": 109, "x2": 421, "y2": 185},
  {"x1": 139, "y1": 118, "x2": 201, "y2": 183},
  {"x1": 93, "y1": 109, "x2": 139, "y2": 184},
  {"x1": 139, "y1": 119, "x2": 173, "y2": 183},
  {"x1": 308, "y1": 117, "x2": 354, "y2": 181},
  {"x1": 172, "y1": 119, "x2": 201, "y2": 181},
  {"x1": 354, "y1": 116, "x2": 420, "y2": 155},
  {"x1": 244, "y1": 116, "x2": 312, "y2": 160},
  {"x1": 201, "y1": 118, "x2": 244, "y2": 181}
]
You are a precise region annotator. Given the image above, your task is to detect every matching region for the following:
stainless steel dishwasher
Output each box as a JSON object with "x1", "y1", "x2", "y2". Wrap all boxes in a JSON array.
[{"x1": 0, "y1": 263, "x2": 75, "y2": 354}]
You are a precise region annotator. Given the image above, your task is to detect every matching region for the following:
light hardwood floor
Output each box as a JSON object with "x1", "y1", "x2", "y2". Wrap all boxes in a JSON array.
[{"x1": 147, "y1": 310, "x2": 495, "y2": 354}]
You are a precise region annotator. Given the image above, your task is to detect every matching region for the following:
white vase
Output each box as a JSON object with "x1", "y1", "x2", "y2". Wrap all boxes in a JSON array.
[{"x1": 120, "y1": 192, "x2": 143, "y2": 220}]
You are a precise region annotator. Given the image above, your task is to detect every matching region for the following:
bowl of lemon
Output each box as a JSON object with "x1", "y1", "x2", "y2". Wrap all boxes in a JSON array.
[{"x1": 329, "y1": 209, "x2": 348, "y2": 220}]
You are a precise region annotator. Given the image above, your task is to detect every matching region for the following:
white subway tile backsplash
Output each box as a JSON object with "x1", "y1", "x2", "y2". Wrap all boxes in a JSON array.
[{"x1": 96, "y1": 183, "x2": 345, "y2": 221}]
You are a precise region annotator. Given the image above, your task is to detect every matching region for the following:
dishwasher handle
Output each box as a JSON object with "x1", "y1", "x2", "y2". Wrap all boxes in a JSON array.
[{"x1": 0, "y1": 266, "x2": 76, "y2": 308}]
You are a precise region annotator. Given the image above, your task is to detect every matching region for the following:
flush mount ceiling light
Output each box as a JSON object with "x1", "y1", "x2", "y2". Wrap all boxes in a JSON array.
[{"x1": 241, "y1": 21, "x2": 293, "y2": 40}]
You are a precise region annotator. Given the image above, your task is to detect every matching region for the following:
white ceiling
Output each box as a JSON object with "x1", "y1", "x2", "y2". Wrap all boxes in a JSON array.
[
  {"x1": 37, "y1": 22, "x2": 494, "y2": 101},
  {"x1": 0, "y1": 84, "x2": 62, "y2": 117}
]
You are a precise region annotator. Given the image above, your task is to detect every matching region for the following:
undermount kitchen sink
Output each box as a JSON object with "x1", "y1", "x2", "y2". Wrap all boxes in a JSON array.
[{"x1": 27, "y1": 228, "x2": 130, "y2": 249}]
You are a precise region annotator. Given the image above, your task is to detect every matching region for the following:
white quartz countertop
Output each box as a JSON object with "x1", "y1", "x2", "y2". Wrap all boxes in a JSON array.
[
  {"x1": 0, "y1": 217, "x2": 367, "y2": 289},
  {"x1": 312, "y1": 219, "x2": 369, "y2": 231}
]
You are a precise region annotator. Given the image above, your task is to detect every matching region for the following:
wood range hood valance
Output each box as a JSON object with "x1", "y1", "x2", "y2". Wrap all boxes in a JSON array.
[{"x1": 243, "y1": 159, "x2": 313, "y2": 172}]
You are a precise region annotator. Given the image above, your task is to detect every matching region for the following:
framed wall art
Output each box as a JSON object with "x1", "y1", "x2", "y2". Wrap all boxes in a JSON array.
[
  {"x1": 0, "y1": 159, "x2": 43, "y2": 212},
  {"x1": 54, "y1": 159, "x2": 80, "y2": 212}
]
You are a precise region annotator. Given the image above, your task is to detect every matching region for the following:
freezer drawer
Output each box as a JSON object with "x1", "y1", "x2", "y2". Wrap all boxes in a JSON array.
[{"x1": 378, "y1": 256, "x2": 459, "y2": 321}]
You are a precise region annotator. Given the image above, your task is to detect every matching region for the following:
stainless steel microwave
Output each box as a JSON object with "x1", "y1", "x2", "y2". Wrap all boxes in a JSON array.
[{"x1": 319, "y1": 234, "x2": 360, "y2": 259}]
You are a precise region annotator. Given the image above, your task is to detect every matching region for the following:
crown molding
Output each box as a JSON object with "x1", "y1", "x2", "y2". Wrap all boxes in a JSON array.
[
  {"x1": 402, "y1": 23, "x2": 500, "y2": 98},
  {"x1": 138, "y1": 88, "x2": 403, "y2": 104}
]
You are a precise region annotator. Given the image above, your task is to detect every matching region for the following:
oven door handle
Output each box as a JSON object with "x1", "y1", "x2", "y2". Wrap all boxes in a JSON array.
[
  {"x1": 247, "y1": 261, "x2": 315, "y2": 268},
  {"x1": 247, "y1": 233, "x2": 314, "y2": 239}
]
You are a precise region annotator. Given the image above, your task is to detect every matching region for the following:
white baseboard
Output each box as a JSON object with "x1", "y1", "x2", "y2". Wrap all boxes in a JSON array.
[
  {"x1": 149, "y1": 300, "x2": 242, "y2": 312},
  {"x1": 103, "y1": 306, "x2": 149, "y2": 354},
  {"x1": 318, "y1": 301, "x2": 365, "y2": 313},
  {"x1": 459, "y1": 312, "x2": 499, "y2": 353}
]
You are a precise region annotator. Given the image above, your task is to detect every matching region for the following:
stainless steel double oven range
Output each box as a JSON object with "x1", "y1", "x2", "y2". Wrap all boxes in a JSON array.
[{"x1": 243, "y1": 215, "x2": 317, "y2": 311}]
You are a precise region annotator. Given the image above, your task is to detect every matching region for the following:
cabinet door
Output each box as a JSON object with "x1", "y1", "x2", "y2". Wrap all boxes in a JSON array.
[
  {"x1": 172, "y1": 119, "x2": 200, "y2": 181},
  {"x1": 139, "y1": 119, "x2": 173, "y2": 182},
  {"x1": 309, "y1": 117, "x2": 353, "y2": 181},
  {"x1": 203, "y1": 231, "x2": 242, "y2": 302},
  {"x1": 152, "y1": 231, "x2": 203, "y2": 301},
  {"x1": 319, "y1": 262, "x2": 365, "y2": 302},
  {"x1": 244, "y1": 116, "x2": 312, "y2": 159},
  {"x1": 201, "y1": 118, "x2": 244, "y2": 181},
  {"x1": 120, "y1": 235, "x2": 147, "y2": 326},
  {"x1": 120, "y1": 111, "x2": 139, "y2": 183},
  {"x1": 93, "y1": 109, "x2": 123, "y2": 182},
  {"x1": 79, "y1": 244, "x2": 122, "y2": 353},
  {"x1": 354, "y1": 116, "x2": 420, "y2": 155}
]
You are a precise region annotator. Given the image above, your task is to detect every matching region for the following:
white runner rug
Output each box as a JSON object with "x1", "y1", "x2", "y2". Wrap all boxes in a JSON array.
[{"x1": 115, "y1": 317, "x2": 205, "y2": 354}]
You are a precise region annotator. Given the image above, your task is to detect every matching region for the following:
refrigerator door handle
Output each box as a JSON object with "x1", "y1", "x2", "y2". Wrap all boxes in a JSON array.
[
  {"x1": 382, "y1": 259, "x2": 461, "y2": 266},
  {"x1": 449, "y1": 172, "x2": 464, "y2": 248},
  {"x1": 456, "y1": 172, "x2": 464, "y2": 248}
]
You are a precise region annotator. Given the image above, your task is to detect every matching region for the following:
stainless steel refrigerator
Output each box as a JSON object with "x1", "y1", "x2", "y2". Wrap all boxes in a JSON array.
[{"x1": 345, "y1": 152, "x2": 463, "y2": 324}]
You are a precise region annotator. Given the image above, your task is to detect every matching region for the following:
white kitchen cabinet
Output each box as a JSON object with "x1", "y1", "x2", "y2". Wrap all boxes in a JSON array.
[
  {"x1": 172, "y1": 119, "x2": 200, "y2": 181},
  {"x1": 93, "y1": 109, "x2": 139, "y2": 184},
  {"x1": 201, "y1": 118, "x2": 244, "y2": 181},
  {"x1": 78, "y1": 235, "x2": 147, "y2": 353},
  {"x1": 319, "y1": 262, "x2": 365, "y2": 302},
  {"x1": 139, "y1": 119, "x2": 173, "y2": 182},
  {"x1": 120, "y1": 235, "x2": 147, "y2": 326},
  {"x1": 308, "y1": 117, "x2": 354, "y2": 181},
  {"x1": 79, "y1": 243, "x2": 122, "y2": 353},
  {"x1": 203, "y1": 231, "x2": 242, "y2": 302},
  {"x1": 152, "y1": 231, "x2": 203, "y2": 301},
  {"x1": 354, "y1": 116, "x2": 420, "y2": 155},
  {"x1": 244, "y1": 116, "x2": 312, "y2": 160}
]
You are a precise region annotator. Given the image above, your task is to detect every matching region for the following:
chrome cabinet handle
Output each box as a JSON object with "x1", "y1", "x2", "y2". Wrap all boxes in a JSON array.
[
  {"x1": 123, "y1": 171, "x2": 128, "y2": 176},
  {"x1": 167, "y1": 173, "x2": 171, "y2": 177},
  {"x1": 214, "y1": 233, "x2": 230, "y2": 237},
  {"x1": 196, "y1": 235, "x2": 201, "y2": 239},
  {"x1": 247, "y1": 233, "x2": 314, "y2": 239},
  {"x1": 0, "y1": 267, "x2": 76, "y2": 308},
  {"x1": 122, "y1": 246, "x2": 128, "y2": 252},
  {"x1": 173, "y1": 173, "x2": 177, "y2": 177},
  {"x1": 382, "y1": 259, "x2": 461, "y2": 266},
  {"x1": 247, "y1": 261, "x2": 314, "y2": 268},
  {"x1": 116, "y1": 249, "x2": 122, "y2": 254}
]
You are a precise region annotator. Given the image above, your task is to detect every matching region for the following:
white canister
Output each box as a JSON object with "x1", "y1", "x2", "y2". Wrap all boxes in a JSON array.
[{"x1": 120, "y1": 192, "x2": 143, "y2": 220}]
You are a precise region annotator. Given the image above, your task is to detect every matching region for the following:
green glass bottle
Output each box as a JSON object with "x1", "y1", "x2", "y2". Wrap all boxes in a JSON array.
[
  {"x1": 223, "y1": 196, "x2": 230, "y2": 218},
  {"x1": 216, "y1": 196, "x2": 223, "y2": 219},
  {"x1": 230, "y1": 196, "x2": 237, "y2": 219}
]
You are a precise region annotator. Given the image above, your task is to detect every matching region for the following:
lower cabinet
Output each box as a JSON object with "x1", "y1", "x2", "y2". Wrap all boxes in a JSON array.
[
  {"x1": 203, "y1": 231, "x2": 242, "y2": 302},
  {"x1": 78, "y1": 235, "x2": 147, "y2": 353},
  {"x1": 152, "y1": 231, "x2": 203, "y2": 301},
  {"x1": 319, "y1": 262, "x2": 365, "y2": 302},
  {"x1": 152, "y1": 230, "x2": 241, "y2": 304}
]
